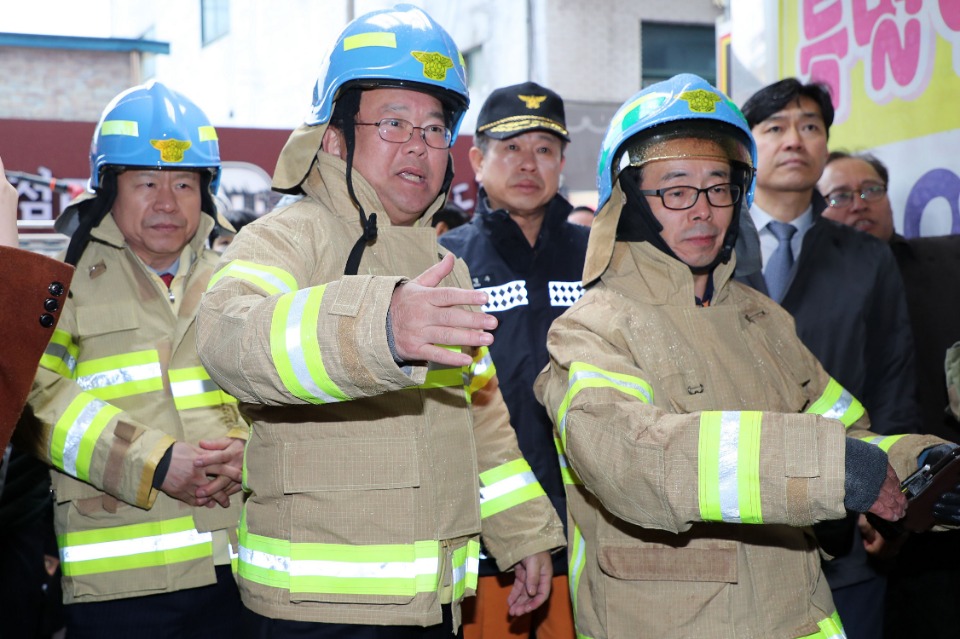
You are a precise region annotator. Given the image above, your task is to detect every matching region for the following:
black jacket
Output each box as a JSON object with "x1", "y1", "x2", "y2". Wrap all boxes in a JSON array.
[
  {"x1": 440, "y1": 189, "x2": 589, "y2": 575},
  {"x1": 739, "y1": 192, "x2": 919, "y2": 589}
]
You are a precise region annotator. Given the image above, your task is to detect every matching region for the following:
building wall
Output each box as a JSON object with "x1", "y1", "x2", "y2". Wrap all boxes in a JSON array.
[{"x1": 0, "y1": 47, "x2": 134, "y2": 120}]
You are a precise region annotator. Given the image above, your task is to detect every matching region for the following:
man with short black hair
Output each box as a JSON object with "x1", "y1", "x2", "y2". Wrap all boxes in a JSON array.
[
  {"x1": 440, "y1": 81, "x2": 586, "y2": 639},
  {"x1": 738, "y1": 78, "x2": 919, "y2": 639}
]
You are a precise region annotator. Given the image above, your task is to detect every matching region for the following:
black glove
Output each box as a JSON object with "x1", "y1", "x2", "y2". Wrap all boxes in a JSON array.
[
  {"x1": 920, "y1": 443, "x2": 960, "y2": 525},
  {"x1": 933, "y1": 483, "x2": 960, "y2": 525}
]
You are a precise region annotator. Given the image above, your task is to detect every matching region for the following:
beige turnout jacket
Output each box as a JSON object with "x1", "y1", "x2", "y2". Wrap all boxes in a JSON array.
[
  {"x1": 197, "y1": 152, "x2": 564, "y2": 627},
  {"x1": 535, "y1": 239, "x2": 939, "y2": 639},
  {"x1": 26, "y1": 213, "x2": 246, "y2": 604}
]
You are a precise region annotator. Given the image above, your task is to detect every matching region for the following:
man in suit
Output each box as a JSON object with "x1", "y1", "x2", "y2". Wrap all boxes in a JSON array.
[
  {"x1": 738, "y1": 78, "x2": 918, "y2": 639},
  {"x1": 819, "y1": 151, "x2": 960, "y2": 638}
]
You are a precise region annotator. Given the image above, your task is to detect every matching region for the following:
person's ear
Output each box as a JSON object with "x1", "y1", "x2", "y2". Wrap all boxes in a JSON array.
[
  {"x1": 468, "y1": 146, "x2": 485, "y2": 182},
  {"x1": 322, "y1": 126, "x2": 346, "y2": 159}
]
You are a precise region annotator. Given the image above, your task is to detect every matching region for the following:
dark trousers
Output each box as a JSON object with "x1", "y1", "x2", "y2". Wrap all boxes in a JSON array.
[
  {"x1": 831, "y1": 575, "x2": 886, "y2": 639},
  {"x1": 0, "y1": 518, "x2": 62, "y2": 639},
  {"x1": 245, "y1": 604, "x2": 462, "y2": 639},
  {"x1": 64, "y1": 564, "x2": 250, "y2": 639}
]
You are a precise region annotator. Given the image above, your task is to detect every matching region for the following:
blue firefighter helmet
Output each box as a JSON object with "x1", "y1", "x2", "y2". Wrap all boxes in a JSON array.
[
  {"x1": 89, "y1": 80, "x2": 221, "y2": 193},
  {"x1": 307, "y1": 3, "x2": 469, "y2": 143},
  {"x1": 596, "y1": 73, "x2": 756, "y2": 214}
]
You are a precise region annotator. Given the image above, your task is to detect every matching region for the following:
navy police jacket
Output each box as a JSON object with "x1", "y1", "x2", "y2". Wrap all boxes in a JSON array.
[{"x1": 441, "y1": 188, "x2": 589, "y2": 575}]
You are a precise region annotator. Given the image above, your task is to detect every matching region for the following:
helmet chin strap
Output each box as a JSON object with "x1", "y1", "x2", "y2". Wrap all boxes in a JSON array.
[
  {"x1": 616, "y1": 172, "x2": 741, "y2": 272},
  {"x1": 342, "y1": 121, "x2": 378, "y2": 276}
]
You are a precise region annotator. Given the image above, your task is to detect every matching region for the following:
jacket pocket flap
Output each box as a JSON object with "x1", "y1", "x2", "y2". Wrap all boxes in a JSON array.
[
  {"x1": 597, "y1": 543, "x2": 738, "y2": 583},
  {"x1": 283, "y1": 438, "x2": 420, "y2": 493},
  {"x1": 77, "y1": 302, "x2": 140, "y2": 336},
  {"x1": 52, "y1": 472, "x2": 106, "y2": 504}
]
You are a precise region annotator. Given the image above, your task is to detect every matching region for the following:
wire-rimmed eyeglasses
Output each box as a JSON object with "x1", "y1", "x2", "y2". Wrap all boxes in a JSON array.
[
  {"x1": 355, "y1": 118, "x2": 453, "y2": 150},
  {"x1": 826, "y1": 183, "x2": 887, "y2": 208},
  {"x1": 639, "y1": 183, "x2": 743, "y2": 211}
]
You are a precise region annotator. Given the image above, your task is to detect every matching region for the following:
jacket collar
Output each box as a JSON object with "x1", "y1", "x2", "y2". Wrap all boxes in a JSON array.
[{"x1": 602, "y1": 240, "x2": 737, "y2": 307}]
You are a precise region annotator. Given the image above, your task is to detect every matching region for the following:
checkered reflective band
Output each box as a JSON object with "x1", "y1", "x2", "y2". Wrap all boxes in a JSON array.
[
  {"x1": 479, "y1": 280, "x2": 529, "y2": 312},
  {"x1": 548, "y1": 280, "x2": 584, "y2": 307}
]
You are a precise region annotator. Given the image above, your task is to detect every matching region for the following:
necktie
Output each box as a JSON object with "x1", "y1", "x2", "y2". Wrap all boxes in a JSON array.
[
  {"x1": 764, "y1": 221, "x2": 797, "y2": 302},
  {"x1": 160, "y1": 273, "x2": 175, "y2": 289}
]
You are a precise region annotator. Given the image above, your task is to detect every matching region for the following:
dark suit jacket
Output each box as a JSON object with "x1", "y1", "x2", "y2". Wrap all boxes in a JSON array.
[
  {"x1": 0, "y1": 246, "x2": 73, "y2": 451},
  {"x1": 738, "y1": 193, "x2": 919, "y2": 589},
  {"x1": 890, "y1": 233, "x2": 960, "y2": 443}
]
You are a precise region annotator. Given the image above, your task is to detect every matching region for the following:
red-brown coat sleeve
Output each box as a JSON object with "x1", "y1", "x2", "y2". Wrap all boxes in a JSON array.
[{"x1": 0, "y1": 246, "x2": 73, "y2": 449}]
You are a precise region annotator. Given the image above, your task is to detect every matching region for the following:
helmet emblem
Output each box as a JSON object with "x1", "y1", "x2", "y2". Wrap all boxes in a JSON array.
[
  {"x1": 150, "y1": 139, "x2": 192, "y2": 162},
  {"x1": 411, "y1": 51, "x2": 454, "y2": 81},
  {"x1": 518, "y1": 94, "x2": 547, "y2": 109},
  {"x1": 679, "y1": 89, "x2": 722, "y2": 113}
]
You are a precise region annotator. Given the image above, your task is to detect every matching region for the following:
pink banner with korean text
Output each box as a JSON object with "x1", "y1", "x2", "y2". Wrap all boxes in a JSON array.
[{"x1": 783, "y1": 0, "x2": 960, "y2": 237}]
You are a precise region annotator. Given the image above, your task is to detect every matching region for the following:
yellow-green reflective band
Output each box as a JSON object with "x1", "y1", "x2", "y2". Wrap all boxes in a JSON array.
[
  {"x1": 557, "y1": 362, "x2": 653, "y2": 446},
  {"x1": 207, "y1": 259, "x2": 298, "y2": 295},
  {"x1": 806, "y1": 378, "x2": 865, "y2": 427},
  {"x1": 343, "y1": 32, "x2": 397, "y2": 51},
  {"x1": 417, "y1": 362, "x2": 463, "y2": 390},
  {"x1": 555, "y1": 436, "x2": 582, "y2": 485},
  {"x1": 40, "y1": 328, "x2": 78, "y2": 377},
  {"x1": 101, "y1": 119, "x2": 139, "y2": 137},
  {"x1": 698, "y1": 411, "x2": 763, "y2": 524},
  {"x1": 76, "y1": 349, "x2": 163, "y2": 400},
  {"x1": 58, "y1": 516, "x2": 212, "y2": 577},
  {"x1": 238, "y1": 511, "x2": 290, "y2": 589},
  {"x1": 198, "y1": 125, "x2": 218, "y2": 141},
  {"x1": 478, "y1": 458, "x2": 546, "y2": 518},
  {"x1": 451, "y1": 540, "x2": 480, "y2": 600},
  {"x1": 270, "y1": 286, "x2": 347, "y2": 405},
  {"x1": 239, "y1": 514, "x2": 448, "y2": 598},
  {"x1": 169, "y1": 366, "x2": 237, "y2": 410},
  {"x1": 861, "y1": 433, "x2": 908, "y2": 453},
  {"x1": 797, "y1": 611, "x2": 846, "y2": 639},
  {"x1": 291, "y1": 540, "x2": 440, "y2": 597},
  {"x1": 569, "y1": 522, "x2": 586, "y2": 633},
  {"x1": 50, "y1": 393, "x2": 122, "y2": 481},
  {"x1": 464, "y1": 346, "x2": 496, "y2": 401}
]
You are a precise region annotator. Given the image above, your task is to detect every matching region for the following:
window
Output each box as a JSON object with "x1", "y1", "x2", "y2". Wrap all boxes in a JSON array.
[
  {"x1": 641, "y1": 22, "x2": 716, "y2": 87},
  {"x1": 463, "y1": 46, "x2": 485, "y2": 94},
  {"x1": 201, "y1": 0, "x2": 230, "y2": 46}
]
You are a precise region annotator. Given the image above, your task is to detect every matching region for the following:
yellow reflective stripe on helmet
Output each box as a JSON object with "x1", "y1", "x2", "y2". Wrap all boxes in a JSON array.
[
  {"x1": 806, "y1": 378, "x2": 865, "y2": 427},
  {"x1": 478, "y1": 458, "x2": 546, "y2": 519},
  {"x1": 462, "y1": 345, "x2": 495, "y2": 402},
  {"x1": 557, "y1": 362, "x2": 653, "y2": 446},
  {"x1": 198, "y1": 125, "x2": 218, "y2": 142},
  {"x1": 100, "y1": 119, "x2": 139, "y2": 136},
  {"x1": 555, "y1": 436, "x2": 582, "y2": 486},
  {"x1": 699, "y1": 411, "x2": 763, "y2": 524},
  {"x1": 40, "y1": 328, "x2": 78, "y2": 377},
  {"x1": 270, "y1": 286, "x2": 347, "y2": 404},
  {"x1": 451, "y1": 539, "x2": 480, "y2": 600},
  {"x1": 58, "y1": 516, "x2": 212, "y2": 577},
  {"x1": 207, "y1": 259, "x2": 298, "y2": 295},
  {"x1": 168, "y1": 366, "x2": 237, "y2": 410},
  {"x1": 860, "y1": 433, "x2": 908, "y2": 453},
  {"x1": 343, "y1": 32, "x2": 397, "y2": 51},
  {"x1": 50, "y1": 393, "x2": 122, "y2": 481},
  {"x1": 75, "y1": 349, "x2": 163, "y2": 400},
  {"x1": 797, "y1": 611, "x2": 846, "y2": 639}
]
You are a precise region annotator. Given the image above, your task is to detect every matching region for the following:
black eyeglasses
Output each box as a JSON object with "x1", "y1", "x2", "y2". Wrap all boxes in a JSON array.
[
  {"x1": 355, "y1": 118, "x2": 453, "y2": 149},
  {"x1": 826, "y1": 184, "x2": 887, "y2": 208},
  {"x1": 639, "y1": 183, "x2": 743, "y2": 210}
]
